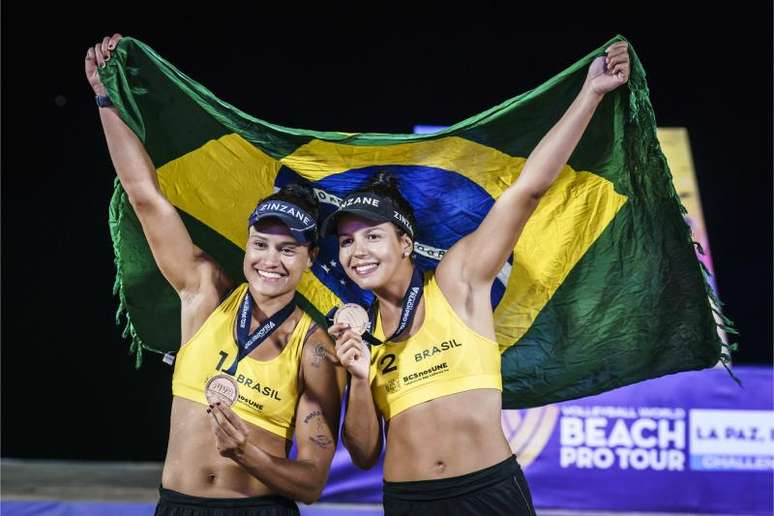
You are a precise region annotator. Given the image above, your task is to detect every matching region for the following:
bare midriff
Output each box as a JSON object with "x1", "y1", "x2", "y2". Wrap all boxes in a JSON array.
[
  {"x1": 161, "y1": 396, "x2": 289, "y2": 497},
  {"x1": 382, "y1": 388, "x2": 512, "y2": 481}
]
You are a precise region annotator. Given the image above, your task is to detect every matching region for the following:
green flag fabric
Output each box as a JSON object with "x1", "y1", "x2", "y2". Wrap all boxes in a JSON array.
[{"x1": 100, "y1": 35, "x2": 730, "y2": 409}]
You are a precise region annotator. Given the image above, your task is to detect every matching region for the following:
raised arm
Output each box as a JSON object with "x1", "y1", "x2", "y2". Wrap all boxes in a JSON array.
[
  {"x1": 330, "y1": 323, "x2": 384, "y2": 469},
  {"x1": 210, "y1": 327, "x2": 344, "y2": 504},
  {"x1": 86, "y1": 34, "x2": 227, "y2": 300},
  {"x1": 438, "y1": 42, "x2": 631, "y2": 293}
]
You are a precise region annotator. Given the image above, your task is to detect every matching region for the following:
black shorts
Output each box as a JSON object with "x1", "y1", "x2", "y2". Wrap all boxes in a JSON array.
[
  {"x1": 382, "y1": 455, "x2": 536, "y2": 516},
  {"x1": 155, "y1": 487, "x2": 299, "y2": 516}
]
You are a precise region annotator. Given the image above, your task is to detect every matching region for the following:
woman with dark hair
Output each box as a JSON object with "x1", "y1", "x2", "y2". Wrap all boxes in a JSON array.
[
  {"x1": 323, "y1": 42, "x2": 631, "y2": 515},
  {"x1": 87, "y1": 34, "x2": 343, "y2": 515}
]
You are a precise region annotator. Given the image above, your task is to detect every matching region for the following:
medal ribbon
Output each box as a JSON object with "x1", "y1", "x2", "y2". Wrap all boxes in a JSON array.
[
  {"x1": 365, "y1": 266, "x2": 424, "y2": 345},
  {"x1": 223, "y1": 290, "x2": 296, "y2": 375}
]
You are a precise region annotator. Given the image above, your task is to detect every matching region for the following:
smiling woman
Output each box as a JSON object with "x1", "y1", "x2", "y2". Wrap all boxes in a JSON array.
[
  {"x1": 243, "y1": 192, "x2": 319, "y2": 298},
  {"x1": 87, "y1": 33, "x2": 345, "y2": 516},
  {"x1": 324, "y1": 42, "x2": 632, "y2": 516}
]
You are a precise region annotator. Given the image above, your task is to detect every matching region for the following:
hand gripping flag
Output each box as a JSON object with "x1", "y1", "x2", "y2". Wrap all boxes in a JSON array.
[{"x1": 100, "y1": 35, "x2": 731, "y2": 408}]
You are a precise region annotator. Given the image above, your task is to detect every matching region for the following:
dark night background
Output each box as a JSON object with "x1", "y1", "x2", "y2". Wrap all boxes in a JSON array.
[{"x1": 2, "y1": 4, "x2": 772, "y2": 461}]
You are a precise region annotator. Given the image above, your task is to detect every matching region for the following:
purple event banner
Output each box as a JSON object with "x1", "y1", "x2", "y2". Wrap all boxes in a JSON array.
[{"x1": 318, "y1": 366, "x2": 773, "y2": 514}]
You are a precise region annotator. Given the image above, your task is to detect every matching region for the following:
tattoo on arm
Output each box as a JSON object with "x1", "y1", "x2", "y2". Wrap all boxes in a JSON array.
[
  {"x1": 311, "y1": 344, "x2": 326, "y2": 367},
  {"x1": 309, "y1": 434, "x2": 334, "y2": 448},
  {"x1": 303, "y1": 410, "x2": 322, "y2": 424},
  {"x1": 304, "y1": 410, "x2": 333, "y2": 448}
]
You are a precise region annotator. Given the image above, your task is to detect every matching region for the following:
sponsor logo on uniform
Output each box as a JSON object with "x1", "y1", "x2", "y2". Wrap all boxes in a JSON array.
[
  {"x1": 238, "y1": 395, "x2": 264, "y2": 412},
  {"x1": 403, "y1": 362, "x2": 448, "y2": 385},
  {"x1": 385, "y1": 378, "x2": 402, "y2": 394}
]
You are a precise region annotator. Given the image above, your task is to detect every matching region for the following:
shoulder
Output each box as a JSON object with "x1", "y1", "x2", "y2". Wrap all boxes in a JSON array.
[
  {"x1": 301, "y1": 323, "x2": 337, "y2": 363},
  {"x1": 178, "y1": 279, "x2": 239, "y2": 344},
  {"x1": 297, "y1": 321, "x2": 345, "y2": 397}
]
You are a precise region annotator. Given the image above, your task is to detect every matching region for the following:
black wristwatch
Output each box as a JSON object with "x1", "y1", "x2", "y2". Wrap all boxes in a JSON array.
[{"x1": 95, "y1": 95, "x2": 113, "y2": 108}]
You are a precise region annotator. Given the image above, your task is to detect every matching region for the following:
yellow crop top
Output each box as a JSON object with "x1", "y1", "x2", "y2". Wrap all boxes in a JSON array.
[
  {"x1": 368, "y1": 272, "x2": 502, "y2": 420},
  {"x1": 172, "y1": 284, "x2": 312, "y2": 439}
]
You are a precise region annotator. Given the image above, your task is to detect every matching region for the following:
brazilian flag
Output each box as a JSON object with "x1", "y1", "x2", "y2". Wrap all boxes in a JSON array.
[{"x1": 100, "y1": 35, "x2": 729, "y2": 408}]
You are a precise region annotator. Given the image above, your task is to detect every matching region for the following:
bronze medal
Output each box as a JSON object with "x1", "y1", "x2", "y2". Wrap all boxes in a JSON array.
[
  {"x1": 333, "y1": 303, "x2": 370, "y2": 335},
  {"x1": 205, "y1": 374, "x2": 239, "y2": 406}
]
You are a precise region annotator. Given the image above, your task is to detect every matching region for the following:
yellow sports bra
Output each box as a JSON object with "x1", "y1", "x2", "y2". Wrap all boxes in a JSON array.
[
  {"x1": 368, "y1": 272, "x2": 502, "y2": 420},
  {"x1": 172, "y1": 284, "x2": 311, "y2": 439}
]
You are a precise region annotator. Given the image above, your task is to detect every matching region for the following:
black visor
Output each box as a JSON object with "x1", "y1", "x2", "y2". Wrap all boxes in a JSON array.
[
  {"x1": 320, "y1": 192, "x2": 414, "y2": 238},
  {"x1": 248, "y1": 200, "x2": 318, "y2": 244}
]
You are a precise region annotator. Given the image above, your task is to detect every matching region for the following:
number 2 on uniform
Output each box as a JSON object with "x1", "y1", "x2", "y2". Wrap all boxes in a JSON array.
[{"x1": 380, "y1": 353, "x2": 397, "y2": 374}]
